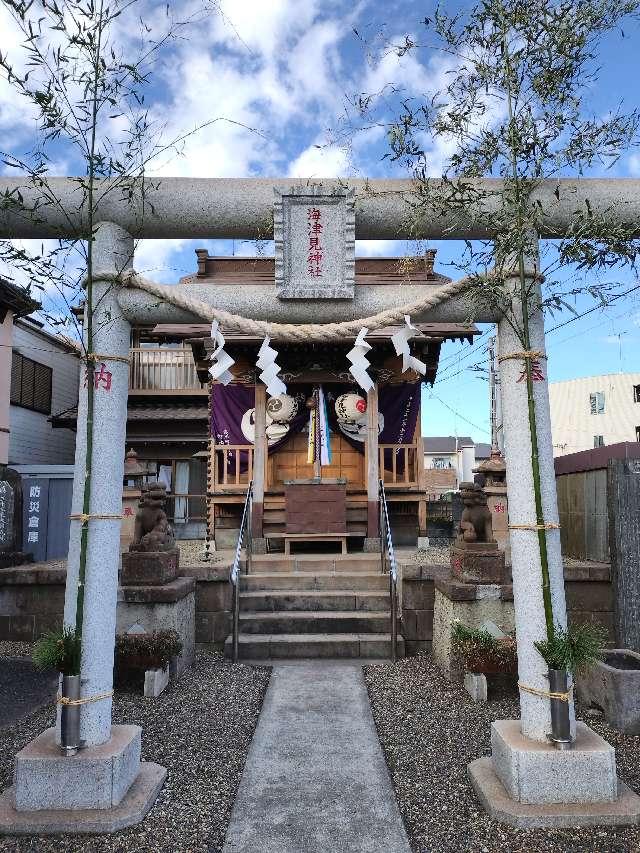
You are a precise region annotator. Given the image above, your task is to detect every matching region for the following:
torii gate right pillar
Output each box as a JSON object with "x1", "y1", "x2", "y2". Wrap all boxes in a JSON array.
[{"x1": 468, "y1": 250, "x2": 640, "y2": 826}]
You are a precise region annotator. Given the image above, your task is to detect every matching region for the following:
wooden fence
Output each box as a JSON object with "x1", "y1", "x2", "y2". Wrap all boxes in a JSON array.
[{"x1": 556, "y1": 469, "x2": 609, "y2": 562}]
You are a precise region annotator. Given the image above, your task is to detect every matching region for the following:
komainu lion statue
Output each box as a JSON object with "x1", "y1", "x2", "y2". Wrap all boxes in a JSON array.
[
  {"x1": 456, "y1": 481, "x2": 496, "y2": 544},
  {"x1": 130, "y1": 483, "x2": 175, "y2": 552}
]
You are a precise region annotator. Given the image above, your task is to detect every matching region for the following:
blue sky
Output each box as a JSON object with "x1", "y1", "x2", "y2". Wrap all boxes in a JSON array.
[{"x1": 1, "y1": 0, "x2": 639, "y2": 442}]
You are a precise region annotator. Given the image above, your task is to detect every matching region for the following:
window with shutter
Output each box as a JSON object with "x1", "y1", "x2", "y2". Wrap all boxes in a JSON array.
[{"x1": 9, "y1": 352, "x2": 52, "y2": 414}]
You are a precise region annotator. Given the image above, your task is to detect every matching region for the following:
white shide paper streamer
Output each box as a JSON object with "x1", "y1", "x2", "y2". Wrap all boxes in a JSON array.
[
  {"x1": 208, "y1": 320, "x2": 235, "y2": 385},
  {"x1": 347, "y1": 328, "x2": 374, "y2": 391},
  {"x1": 390, "y1": 315, "x2": 427, "y2": 376},
  {"x1": 256, "y1": 336, "x2": 287, "y2": 397}
]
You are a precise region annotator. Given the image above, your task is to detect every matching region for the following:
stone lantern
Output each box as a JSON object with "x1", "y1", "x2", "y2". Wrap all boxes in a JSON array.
[
  {"x1": 474, "y1": 449, "x2": 510, "y2": 567},
  {"x1": 121, "y1": 448, "x2": 147, "y2": 550}
]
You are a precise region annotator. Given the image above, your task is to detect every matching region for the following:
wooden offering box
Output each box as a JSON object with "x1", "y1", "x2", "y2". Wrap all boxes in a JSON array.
[{"x1": 284, "y1": 479, "x2": 347, "y2": 534}]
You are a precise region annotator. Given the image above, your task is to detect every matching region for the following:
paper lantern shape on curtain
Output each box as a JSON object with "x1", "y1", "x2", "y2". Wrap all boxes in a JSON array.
[
  {"x1": 335, "y1": 393, "x2": 367, "y2": 424},
  {"x1": 266, "y1": 393, "x2": 299, "y2": 424}
]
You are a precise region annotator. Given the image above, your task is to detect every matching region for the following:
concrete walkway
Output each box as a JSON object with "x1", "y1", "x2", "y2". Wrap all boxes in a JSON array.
[{"x1": 222, "y1": 661, "x2": 411, "y2": 853}]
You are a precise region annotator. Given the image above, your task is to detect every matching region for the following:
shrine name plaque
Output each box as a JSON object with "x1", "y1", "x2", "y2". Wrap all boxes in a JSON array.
[
  {"x1": 284, "y1": 479, "x2": 347, "y2": 534},
  {"x1": 274, "y1": 185, "x2": 355, "y2": 300}
]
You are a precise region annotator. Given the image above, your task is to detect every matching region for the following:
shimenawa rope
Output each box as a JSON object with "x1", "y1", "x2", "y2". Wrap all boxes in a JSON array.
[{"x1": 93, "y1": 268, "x2": 480, "y2": 343}]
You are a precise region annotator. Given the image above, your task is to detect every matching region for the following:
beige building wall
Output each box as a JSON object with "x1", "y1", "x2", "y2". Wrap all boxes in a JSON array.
[{"x1": 549, "y1": 372, "x2": 640, "y2": 456}]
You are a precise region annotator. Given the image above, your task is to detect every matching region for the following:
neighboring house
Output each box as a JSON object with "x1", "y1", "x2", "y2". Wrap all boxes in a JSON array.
[
  {"x1": 52, "y1": 325, "x2": 210, "y2": 538},
  {"x1": 423, "y1": 436, "x2": 490, "y2": 494},
  {"x1": 549, "y1": 372, "x2": 640, "y2": 457},
  {"x1": 9, "y1": 318, "x2": 79, "y2": 465},
  {"x1": 0, "y1": 278, "x2": 39, "y2": 467}
]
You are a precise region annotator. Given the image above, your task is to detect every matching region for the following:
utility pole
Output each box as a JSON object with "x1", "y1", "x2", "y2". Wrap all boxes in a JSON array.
[{"x1": 488, "y1": 336, "x2": 503, "y2": 453}]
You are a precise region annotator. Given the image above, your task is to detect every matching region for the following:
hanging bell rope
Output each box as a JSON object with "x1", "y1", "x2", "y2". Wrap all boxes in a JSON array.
[{"x1": 92, "y1": 268, "x2": 479, "y2": 343}]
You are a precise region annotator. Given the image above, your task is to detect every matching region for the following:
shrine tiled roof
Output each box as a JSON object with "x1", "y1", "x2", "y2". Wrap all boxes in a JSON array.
[{"x1": 51, "y1": 403, "x2": 208, "y2": 427}]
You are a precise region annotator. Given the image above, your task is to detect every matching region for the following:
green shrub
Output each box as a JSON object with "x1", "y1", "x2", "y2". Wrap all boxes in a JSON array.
[
  {"x1": 33, "y1": 627, "x2": 81, "y2": 676},
  {"x1": 114, "y1": 630, "x2": 182, "y2": 670},
  {"x1": 534, "y1": 623, "x2": 606, "y2": 675},
  {"x1": 451, "y1": 622, "x2": 517, "y2": 673}
]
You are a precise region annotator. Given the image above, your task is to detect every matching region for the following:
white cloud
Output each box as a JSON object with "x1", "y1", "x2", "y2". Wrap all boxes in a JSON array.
[{"x1": 288, "y1": 143, "x2": 350, "y2": 178}]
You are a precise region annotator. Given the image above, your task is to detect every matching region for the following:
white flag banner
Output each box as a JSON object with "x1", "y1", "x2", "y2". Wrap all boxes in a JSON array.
[
  {"x1": 347, "y1": 328, "x2": 374, "y2": 391},
  {"x1": 256, "y1": 336, "x2": 287, "y2": 397},
  {"x1": 208, "y1": 320, "x2": 235, "y2": 385},
  {"x1": 390, "y1": 315, "x2": 427, "y2": 376}
]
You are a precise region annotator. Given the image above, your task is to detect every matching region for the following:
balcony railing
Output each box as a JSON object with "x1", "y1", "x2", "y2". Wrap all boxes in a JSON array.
[
  {"x1": 379, "y1": 444, "x2": 419, "y2": 488},
  {"x1": 212, "y1": 445, "x2": 254, "y2": 490},
  {"x1": 129, "y1": 348, "x2": 205, "y2": 392}
]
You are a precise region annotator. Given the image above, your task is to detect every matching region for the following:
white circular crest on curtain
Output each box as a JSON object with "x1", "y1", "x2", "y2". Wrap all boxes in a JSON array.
[
  {"x1": 337, "y1": 412, "x2": 385, "y2": 443},
  {"x1": 241, "y1": 408, "x2": 289, "y2": 446},
  {"x1": 266, "y1": 393, "x2": 299, "y2": 423}
]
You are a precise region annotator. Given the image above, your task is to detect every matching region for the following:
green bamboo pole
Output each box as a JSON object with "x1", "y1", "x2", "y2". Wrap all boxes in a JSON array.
[
  {"x1": 73, "y1": 0, "x2": 106, "y2": 655},
  {"x1": 501, "y1": 20, "x2": 555, "y2": 642}
]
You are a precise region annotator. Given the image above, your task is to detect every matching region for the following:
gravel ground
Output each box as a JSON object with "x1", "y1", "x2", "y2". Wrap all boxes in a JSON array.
[
  {"x1": 365, "y1": 654, "x2": 640, "y2": 853},
  {"x1": 0, "y1": 649, "x2": 270, "y2": 853},
  {"x1": 177, "y1": 540, "x2": 231, "y2": 567},
  {"x1": 398, "y1": 547, "x2": 451, "y2": 566}
]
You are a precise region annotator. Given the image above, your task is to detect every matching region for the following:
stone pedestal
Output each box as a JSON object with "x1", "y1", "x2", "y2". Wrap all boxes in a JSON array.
[
  {"x1": 0, "y1": 725, "x2": 166, "y2": 834},
  {"x1": 15, "y1": 725, "x2": 141, "y2": 811},
  {"x1": 117, "y1": 575, "x2": 195, "y2": 676},
  {"x1": 432, "y1": 577, "x2": 514, "y2": 681},
  {"x1": 468, "y1": 719, "x2": 640, "y2": 828},
  {"x1": 451, "y1": 541, "x2": 506, "y2": 584},
  {"x1": 121, "y1": 548, "x2": 179, "y2": 586}
]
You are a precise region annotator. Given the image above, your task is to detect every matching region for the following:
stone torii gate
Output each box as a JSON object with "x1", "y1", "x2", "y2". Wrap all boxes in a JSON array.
[{"x1": 1, "y1": 177, "x2": 639, "y2": 832}]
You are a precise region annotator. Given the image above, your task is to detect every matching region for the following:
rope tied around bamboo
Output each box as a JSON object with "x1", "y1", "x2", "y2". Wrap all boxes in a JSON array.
[
  {"x1": 57, "y1": 690, "x2": 114, "y2": 707},
  {"x1": 497, "y1": 349, "x2": 546, "y2": 364},
  {"x1": 89, "y1": 267, "x2": 482, "y2": 342},
  {"x1": 82, "y1": 352, "x2": 131, "y2": 365},
  {"x1": 518, "y1": 682, "x2": 573, "y2": 703}
]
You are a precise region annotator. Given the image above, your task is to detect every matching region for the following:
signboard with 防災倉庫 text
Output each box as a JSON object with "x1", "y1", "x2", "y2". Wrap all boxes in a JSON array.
[
  {"x1": 22, "y1": 478, "x2": 49, "y2": 563},
  {"x1": 274, "y1": 185, "x2": 355, "y2": 299}
]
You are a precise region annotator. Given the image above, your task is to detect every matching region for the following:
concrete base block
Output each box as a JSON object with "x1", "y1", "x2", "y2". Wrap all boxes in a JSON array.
[
  {"x1": 492, "y1": 720, "x2": 617, "y2": 805},
  {"x1": 417, "y1": 536, "x2": 429, "y2": 550},
  {"x1": 363, "y1": 537, "x2": 381, "y2": 553},
  {"x1": 0, "y1": 761, "x2": 166, "y2": 835},
  {"x1": 15, "y1": 725, "x2": 141, "y2": 811},
  {"x1": 469, "y1": 757, "x2": 640, "y2": 829},
  {"x1": 464, "y1": 672, "x2": 487, "y2": 702},
  {"x1": 144, "y1": 665, "x2": 170, "y2": 698}
]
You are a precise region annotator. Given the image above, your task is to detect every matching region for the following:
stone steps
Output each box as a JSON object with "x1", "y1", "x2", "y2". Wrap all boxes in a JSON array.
[
  {"x1": 238, "y1": 610, "x2": 391, "y2": 635},
  {"x1": 224, "y1": 633, "x2": 404, "y2": 660},
  {"x1": 250, "y1": 554, "x2": 381, "y2": 574},
  {"x1": 240, "y1": 572, "x2": 390, "y2": 592},
  {"x1": 240, "y1": 589, "x2": 388, "y2": 612}
]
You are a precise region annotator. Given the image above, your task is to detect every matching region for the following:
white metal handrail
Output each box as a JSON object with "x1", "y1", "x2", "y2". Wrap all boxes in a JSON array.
[
  {"x1": 231, "y1": 481, "x2": 253, "y2": 662},
  {"x1": 379, "y1": 479, "x2": 398, "y2": 662}
]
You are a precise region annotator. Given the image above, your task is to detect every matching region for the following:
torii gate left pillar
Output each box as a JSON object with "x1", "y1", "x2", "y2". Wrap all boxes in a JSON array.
[{"x1": 0, "y1": 223, "x2": 166, "y2": 830}]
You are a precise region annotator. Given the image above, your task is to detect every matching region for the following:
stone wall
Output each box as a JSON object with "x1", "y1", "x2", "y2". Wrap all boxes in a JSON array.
[
  {"x1": 401, "y1": 560, "x2": 614, "y2": 655},
  {"x1": 181, "y1": 565, "x2": 233, "y2": 648},
  {"x1": 0, "y1": 563, "x2": 65, "y2": 641},
  {"x1": 0, "y1": 561, "x2": 234, "y2": 649}
]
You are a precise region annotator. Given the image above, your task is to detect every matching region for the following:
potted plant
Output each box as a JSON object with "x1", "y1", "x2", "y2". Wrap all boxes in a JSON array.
[
  {"x1": 451, "y1": 623, "x2": 518, "y2": 676},
  {"x1": 534, "y1": 623, "x2": 606, "y2": 750},
  {"x1": 114, "y1": 630, "x2": 182, "y2": 690},
  {"x1": 33, "y1": 627, "x2": 82, "y2": 755}
]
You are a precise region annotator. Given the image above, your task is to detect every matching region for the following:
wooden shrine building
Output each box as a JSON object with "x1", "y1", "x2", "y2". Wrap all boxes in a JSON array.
[{"x1": 155, "y1": 252, "x2": 478, "y2": 553}]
